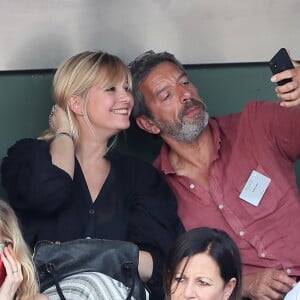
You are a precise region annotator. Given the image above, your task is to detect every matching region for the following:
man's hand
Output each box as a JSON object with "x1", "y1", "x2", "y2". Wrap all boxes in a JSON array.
[
  {"x1": 271, "y1": 61, "x2": 300, "y2": 108},
  {"x1": 243, "y1": 269, "x2": 296, "y2": 300}
]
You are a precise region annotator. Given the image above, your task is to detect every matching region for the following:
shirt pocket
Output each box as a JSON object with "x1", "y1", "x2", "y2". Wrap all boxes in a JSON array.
[{"x1": 237, "y1": 165, "x2": 286, "y2": 219}]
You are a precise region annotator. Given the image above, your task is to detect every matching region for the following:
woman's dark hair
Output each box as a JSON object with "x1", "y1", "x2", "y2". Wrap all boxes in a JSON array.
[{"x1": 163, "y1": 227, "x2": 242, "y2": 300}]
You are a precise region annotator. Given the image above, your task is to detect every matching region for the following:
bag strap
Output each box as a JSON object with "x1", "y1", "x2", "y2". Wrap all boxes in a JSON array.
[
  {"x1": 124, "y1": 261, "x2": 134, "y2": 300},
  {"x1": 45, "y1": 263, "x2": 66, "y2": 300},
  {"x1": 124, "y1": 261, "x2": 148, "y2": 300}
]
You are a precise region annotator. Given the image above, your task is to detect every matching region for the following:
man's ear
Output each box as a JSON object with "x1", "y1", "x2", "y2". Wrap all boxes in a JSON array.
[
  {"x1": 136, "y1": 115, "x2": 160, "y2": 135},
  {"x1": 68, "y1": 96, "x2": 83, "y2": 116}
]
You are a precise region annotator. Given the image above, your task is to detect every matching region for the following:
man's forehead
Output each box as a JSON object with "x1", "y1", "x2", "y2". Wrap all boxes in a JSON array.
[
  {"x1": 145, "y1": 62, "x2": 186, "y2": 84},
  {"x1": 140, "y1": 64, "x2": 186, "y2": 98}
]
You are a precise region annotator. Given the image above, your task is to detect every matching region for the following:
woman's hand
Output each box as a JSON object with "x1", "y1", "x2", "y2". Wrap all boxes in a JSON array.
[
  {"x1": 49, "y1": 105, "x2": 72, "y2": 134},
  {"x1": 0, "y1": 245, "x2": 23, "y2": 300},
  {"x1": 49, "y1": 105, "x2": 75, "y2": 178},
  {"x1": 271, "y1": 61, "x2": 300, "y2": 108}
]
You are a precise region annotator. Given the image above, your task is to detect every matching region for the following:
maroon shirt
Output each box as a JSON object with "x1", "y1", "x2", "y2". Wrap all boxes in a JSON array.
[{"x1": 154, "y1": 100, "x2": 300, "y2": 276}]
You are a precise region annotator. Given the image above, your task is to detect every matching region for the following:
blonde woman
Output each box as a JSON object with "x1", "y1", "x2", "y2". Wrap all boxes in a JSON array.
[
  {"x1": 0, "y1": 200, "x2": 48, "y2": 300},
  {"x1": 1, "y1": 51, "x2": 184, "y2": 300}
]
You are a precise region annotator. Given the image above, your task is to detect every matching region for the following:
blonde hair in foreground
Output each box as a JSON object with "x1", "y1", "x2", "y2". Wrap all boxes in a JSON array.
[
  {"x1": 0, "y1": 199, "x2": 39, "y2": 300},
  {"x1": 40, "y1": 51, "x2": 132, "y2": 143}
]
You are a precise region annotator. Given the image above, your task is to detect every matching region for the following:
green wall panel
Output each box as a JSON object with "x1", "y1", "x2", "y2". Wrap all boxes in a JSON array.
[{"x1": 1, "y1": 64, "x2": 299, "y2": 198}]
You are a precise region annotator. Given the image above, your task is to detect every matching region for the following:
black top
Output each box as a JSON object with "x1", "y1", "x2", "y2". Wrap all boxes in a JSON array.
[{"x1": 1, "y1": 138, "x2": 184, "y2": 299}]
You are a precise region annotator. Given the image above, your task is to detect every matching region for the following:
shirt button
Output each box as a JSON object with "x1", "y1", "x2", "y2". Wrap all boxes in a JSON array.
[
  {"x1": 260, "y1": 253, "x2": 266, "y2": 258},
  {"x1": 287, "y1": 269, "x2": 292, "y2": 275},
  {"x1": 219, "y1": 204, "x2": 224, "y2": 210},
  {"x1": 189, "y1": 184, "x2": 195, "y2": 189},
  {"x1": 89, "y1": 209, "x2": 94, "y2": 215},
  {"x1": 239, "y1": 231, "x2": 245, "y2": 237}
]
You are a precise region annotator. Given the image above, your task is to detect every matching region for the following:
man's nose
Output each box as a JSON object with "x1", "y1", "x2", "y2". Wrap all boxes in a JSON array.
[{"x1": 178, "y1": 85, "x2": 192, "y2": 103}]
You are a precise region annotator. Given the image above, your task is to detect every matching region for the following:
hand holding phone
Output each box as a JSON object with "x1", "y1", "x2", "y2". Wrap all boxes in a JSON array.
[{"x1": 269, "y1": 48, "x2": 295, "y2": 86}]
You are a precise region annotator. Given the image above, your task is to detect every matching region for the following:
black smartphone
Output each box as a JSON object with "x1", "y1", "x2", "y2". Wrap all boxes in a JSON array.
[{"x1": 269, "y1": 48, "x2": 295, "y2": 86}]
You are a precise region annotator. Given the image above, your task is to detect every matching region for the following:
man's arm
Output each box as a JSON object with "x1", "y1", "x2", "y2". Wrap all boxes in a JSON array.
[
  {"x1": 271, "y1": 61, "x2": 300, "y2": 107},
  {"x1": 243, "y1": 268, "x2": 296, "y2": 300}
]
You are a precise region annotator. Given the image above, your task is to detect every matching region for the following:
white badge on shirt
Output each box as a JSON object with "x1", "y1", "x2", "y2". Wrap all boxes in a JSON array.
[
  {"x1": 239, "y1": 170, "x2": 271, "y2": 206},
  {"x1": 284, "y1": 282, "x2": 300, "y2": 300}
]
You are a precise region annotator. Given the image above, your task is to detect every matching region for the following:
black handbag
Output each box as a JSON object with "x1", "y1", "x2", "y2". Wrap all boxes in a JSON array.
[{"x1": 33, "y1": 238, "x2": 147, "y2": 300}]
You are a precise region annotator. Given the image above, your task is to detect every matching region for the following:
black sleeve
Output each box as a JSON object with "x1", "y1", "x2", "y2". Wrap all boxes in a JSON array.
[
  {"x1": 127, "y1": 158, "x2": 184, "y2": 300},
  {"x1": 1, "y1": 138, "x2": 73, "y2": 215}
]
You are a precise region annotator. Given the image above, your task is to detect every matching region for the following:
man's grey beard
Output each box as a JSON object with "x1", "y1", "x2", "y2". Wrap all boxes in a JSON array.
[{"x1": 152, "y1": 99, "x2": 209, "y2": 143}]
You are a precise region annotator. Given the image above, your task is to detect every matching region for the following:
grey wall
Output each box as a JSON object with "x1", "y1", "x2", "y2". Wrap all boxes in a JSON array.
[{"x1": 1, "y1": 0, "x2": 300, "y2": 70}]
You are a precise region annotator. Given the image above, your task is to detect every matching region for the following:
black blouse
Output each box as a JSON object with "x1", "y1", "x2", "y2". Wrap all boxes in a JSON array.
[{"x1": 1, "y1": 138, "x2": 184, "y2": 299}]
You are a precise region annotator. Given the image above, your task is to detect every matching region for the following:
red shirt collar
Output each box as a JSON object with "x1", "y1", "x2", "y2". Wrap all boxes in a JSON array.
[{"x1": 153, "y1": 118, "x2": 222, "y2": 174}]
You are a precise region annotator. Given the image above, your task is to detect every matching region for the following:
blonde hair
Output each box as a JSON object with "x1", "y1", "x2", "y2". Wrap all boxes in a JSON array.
[
  {"x1": 0, "y1": 200, "x2": 39, "y2": 299},
  {"x1": 40, "y1": 51, "x2": 132, "y2": 144}
]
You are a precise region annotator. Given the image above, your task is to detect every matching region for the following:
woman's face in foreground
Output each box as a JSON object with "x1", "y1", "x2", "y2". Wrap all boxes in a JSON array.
[
  {"x1": 85, "y1": 75, "x2": 133, "y2": 136},
  {"x1": 170, "y1": 252, "x2": 236, "y2": 300}
]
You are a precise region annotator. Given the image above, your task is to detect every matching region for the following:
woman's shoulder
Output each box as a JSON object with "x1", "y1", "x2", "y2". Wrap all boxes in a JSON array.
[
  {"x1": 5, "y1": 138, "x2": 49, "y2": 158},
  {"x1": 1, "y1": 138, "x2": 50, "y2": 173},
  {"x1": 8, "y1": 138, "x2": 48, "y2": 151}
]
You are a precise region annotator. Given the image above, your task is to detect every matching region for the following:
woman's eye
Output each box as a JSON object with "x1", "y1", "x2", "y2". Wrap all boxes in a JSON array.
[
  {"x1": 174, "y1": 276, "x2": 184, "y2": 283},
  {"x1": 124, "y1": 85, "x2": 130, "y2": 92},
  {"x1": 182, "y1": 80, "x2": 190, "y2": 85},
  {"x1": 198, "y1": 280, "x2": 210, "y2": 286},
  {"x1": 105, "y1": 87, "x2": 116, "y2": 92}
]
